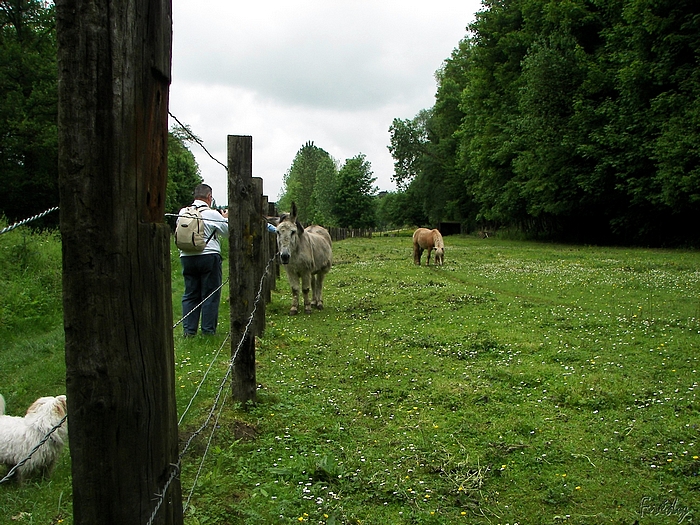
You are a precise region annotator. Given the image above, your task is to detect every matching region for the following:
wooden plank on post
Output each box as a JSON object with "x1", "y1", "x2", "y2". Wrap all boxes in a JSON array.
[
  {"x1": 269, "y1": 202, "x2": 280, "y2": 284},
  {"x1": 228, "y1": 135, "x2": 257, "y2": 404},
  {"x1": 252, "y1": 177, "x2": 265, "y2": 337},
  {"x1": 56, "y1": 0, "x2": 182, "y2": 523},
  {"x1": 261, "y1": 195, "x2": 271, "y2": 303}
]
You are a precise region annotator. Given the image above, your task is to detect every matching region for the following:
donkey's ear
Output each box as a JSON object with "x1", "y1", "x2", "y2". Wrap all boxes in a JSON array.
[
  {"x1": 291, "y1": 201, "x2": 298, "y2": 219},
  {"x1": 296, "y1": 220, "x2": 305, "y2": 236}
]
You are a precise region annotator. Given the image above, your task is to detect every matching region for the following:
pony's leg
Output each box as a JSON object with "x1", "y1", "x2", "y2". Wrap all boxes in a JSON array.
[
  {"x1": 414, "y1": 244, "x2": 423, "y2": 265},
  {"x1": 301, "y1": 273, "x2": 312, "y2": 313},
  {"x1": 426, "y1": 248, "x2": 432, "y2": 265}
]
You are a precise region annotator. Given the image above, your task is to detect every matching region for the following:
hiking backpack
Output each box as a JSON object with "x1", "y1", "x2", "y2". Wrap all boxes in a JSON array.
[{"x1": 175, "y1": 205, "x2": 215, "y2": 252}]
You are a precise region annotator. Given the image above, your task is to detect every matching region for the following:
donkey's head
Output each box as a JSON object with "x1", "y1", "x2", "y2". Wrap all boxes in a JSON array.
[{"x1": 276, "y1": 202, "x2": 305, "y2": 265}]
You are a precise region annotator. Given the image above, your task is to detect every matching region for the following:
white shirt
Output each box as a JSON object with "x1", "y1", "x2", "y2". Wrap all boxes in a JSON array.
[{"x1": 178, "y1": 199, "x2": 229, "y2": 257}]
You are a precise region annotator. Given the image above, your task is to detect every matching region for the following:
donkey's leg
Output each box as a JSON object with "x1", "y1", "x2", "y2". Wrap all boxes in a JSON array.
[
  {"x1": 301, "y1": 273, "x2": 312, "y2": 314},
  {"x1": 288, "y1": 272, "x2": 300, "y2": 315},
  {"x1": 313, "y1": 271, "x2": 328, "y2": 310},
  {"x1": 310, "y1": 274, "x2": 319, "y2": 308}
]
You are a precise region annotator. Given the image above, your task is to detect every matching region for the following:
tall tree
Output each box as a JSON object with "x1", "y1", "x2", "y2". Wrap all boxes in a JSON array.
[
  {"x1": 309, "y1": 153, "x2": 338, "y2": 226},
  {"x1": 333, "y1": 154, "x2": 377, "y2": 228},
  {"x1": 0, "y1": 0, "x2": 58, "y2": 226},
  {"x1": 278, "y1": 141, "x2": 337, "y2": 224},
  {"x1": 388, "y1": 111, "x2": 430, "y2": 190},
  {"x1": 166, "y1": 124, "x2": 203, "y2": 223},
  {"x1": 376, "y1": 189, "x2": 427, "y2": 229}
]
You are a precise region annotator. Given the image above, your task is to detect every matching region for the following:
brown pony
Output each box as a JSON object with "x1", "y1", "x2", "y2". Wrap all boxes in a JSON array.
[{"x1": 412, "y1": 228, "x2": 445, "y2": 266}]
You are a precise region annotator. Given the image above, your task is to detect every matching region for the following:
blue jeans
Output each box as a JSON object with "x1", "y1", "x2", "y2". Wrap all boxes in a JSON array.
[{"x1": 181, "y1": 253, "x2": 222, "y2": 335}]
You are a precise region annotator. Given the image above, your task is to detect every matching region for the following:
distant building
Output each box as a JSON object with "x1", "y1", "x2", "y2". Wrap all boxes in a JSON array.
[{"x1": 438, "y1": 221, "x2": 462, "y2": 236}]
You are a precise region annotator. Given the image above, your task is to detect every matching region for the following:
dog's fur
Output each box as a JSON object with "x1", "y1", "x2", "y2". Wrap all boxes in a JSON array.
[{"x1": 0, "y1": 394, "x2": 68, "y2": 482}]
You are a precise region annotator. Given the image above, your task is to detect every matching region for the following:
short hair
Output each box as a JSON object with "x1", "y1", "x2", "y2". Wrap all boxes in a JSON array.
[{"x1": 193, "y1": 183, "x2": 212, "y2": 200}]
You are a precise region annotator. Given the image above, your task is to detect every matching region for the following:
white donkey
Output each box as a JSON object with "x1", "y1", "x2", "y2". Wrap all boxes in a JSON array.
[{"x1": 276, "y1": 202, "x2": 333, "y2": 315}]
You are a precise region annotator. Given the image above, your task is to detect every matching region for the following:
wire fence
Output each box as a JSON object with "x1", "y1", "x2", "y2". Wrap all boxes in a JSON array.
[
  {"x1": 1, "y1": 206, "x2": 68, "y2": 485},
  {"x1": 4, "y1": 115, "x2": 281, "y2": 521},
  {"x1": 147, "y1": 252, "x2": 277, "y2": 525},
  {"x1": 2, "y1": 196, "x2": 277, "y2": 524},
  {"x1": 2, "y1": 240, "x2": 277, "y2": 522}
]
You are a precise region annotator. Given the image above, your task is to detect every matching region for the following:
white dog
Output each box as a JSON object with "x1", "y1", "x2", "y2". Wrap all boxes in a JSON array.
[{"x1": 0, "y1": 394, "x2": 68, "y2": 482}]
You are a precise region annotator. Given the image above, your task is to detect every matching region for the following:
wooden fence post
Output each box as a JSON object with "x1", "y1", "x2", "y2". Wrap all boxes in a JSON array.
[
  {"x1": 56, "y1": 0, "x2": 183, "y2": 523},
  {"x1": 228, "y1": 136, "x2": 257, "y2": 404}
]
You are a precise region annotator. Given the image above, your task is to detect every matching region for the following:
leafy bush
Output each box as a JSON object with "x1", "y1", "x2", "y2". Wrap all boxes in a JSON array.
[{"x1": 0, "y1": 225, "x2": 62, "y2": 336}]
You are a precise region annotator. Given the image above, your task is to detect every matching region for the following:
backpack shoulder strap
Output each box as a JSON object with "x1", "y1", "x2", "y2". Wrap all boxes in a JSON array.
[{"x1": 197, "y1": 205, "x2": 217, "y2": 244}]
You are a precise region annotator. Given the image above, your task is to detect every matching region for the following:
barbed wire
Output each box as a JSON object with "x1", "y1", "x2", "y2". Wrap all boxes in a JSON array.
[
  {"x1": 0, "y1": 206, "x2": 59, "y2": 236},
  {"x1": 0, "y1": 414, "x2": 68, "y2": 485}
]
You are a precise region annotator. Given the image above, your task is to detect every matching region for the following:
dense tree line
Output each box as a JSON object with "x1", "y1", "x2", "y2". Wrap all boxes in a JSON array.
[
  {"x1": 389, "y1": 0, "x2": 700, "y2": 245},
  {"x1": 4, "y1": 0, "x2": 697, "y2": 244},
  {"x1": 0, "y1": 0, "x2": 58, "y2": 227},
  {"x1": 0, "y1": 1, "x2": 204, "y2": 229},
  {"x1": 278, "y1": 142, "x2": 377, "y2": 229}
]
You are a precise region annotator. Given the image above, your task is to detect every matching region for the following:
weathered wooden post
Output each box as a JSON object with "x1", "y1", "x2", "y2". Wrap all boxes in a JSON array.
[
  {"x1": 56, "y1": 0, "x2": 182, "y2": 523},
  {"x1": 229, "y1": 136, "x2": 257, "y2": 404}
]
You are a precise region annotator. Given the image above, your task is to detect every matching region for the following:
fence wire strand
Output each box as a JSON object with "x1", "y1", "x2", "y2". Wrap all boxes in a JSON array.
[
  {"x1": 178, "y1": 332, "x2": 231, "y2": 426},
  {"x1": 172, "y1": 277, "x2": 230, "y2": 330},
  {"x1": 0, "y1": 414, "x2": 68, "y2": 485},
  {"x1": 165, "y1": 212, "x2": 228, "y2": 224},
  {"x1": 169, "y1": 111, "x2": 228, "y2": 171},
  {"x1": 183, "y1": 384, "x2": 230, "y2": 513},
  {"x1": 0, "y1": 206, "x2": 59, "y2": 235}
]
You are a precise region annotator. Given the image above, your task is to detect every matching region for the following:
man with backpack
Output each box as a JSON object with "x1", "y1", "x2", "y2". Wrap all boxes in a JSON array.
[{"x1": 176, "y1": 183, "x2": 229, "y2": 336}]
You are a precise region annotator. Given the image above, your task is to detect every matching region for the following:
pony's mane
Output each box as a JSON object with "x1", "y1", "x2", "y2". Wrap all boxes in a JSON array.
[{"x1": 433, "y1": 230, "x2": 444, "y2": 248}]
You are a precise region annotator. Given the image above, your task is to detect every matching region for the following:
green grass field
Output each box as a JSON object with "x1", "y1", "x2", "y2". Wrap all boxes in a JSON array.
[{"x1": 1, "y1": 229, "x2": 698, "y2": 524}]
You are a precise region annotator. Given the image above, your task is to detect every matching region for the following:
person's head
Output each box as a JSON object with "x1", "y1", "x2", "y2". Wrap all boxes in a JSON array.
[{"x1": 194, "y1": 184, "x2": 213, "y2": 204}]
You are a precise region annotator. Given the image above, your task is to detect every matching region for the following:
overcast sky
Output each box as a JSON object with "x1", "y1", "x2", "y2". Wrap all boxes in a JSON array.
[{"x1": 168, "y1": 0, "x2": 483, "y2": 206}]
